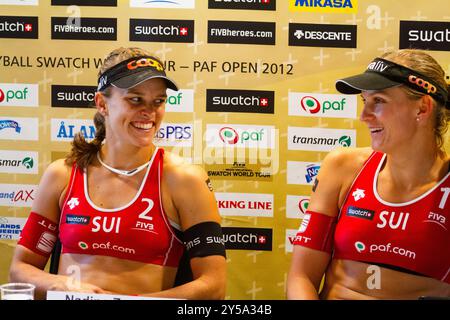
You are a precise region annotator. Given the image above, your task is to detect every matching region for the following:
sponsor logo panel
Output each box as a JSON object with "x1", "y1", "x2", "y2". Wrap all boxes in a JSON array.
[
  {"x1": 51, "y1": 118, "x2": 95, "y2": 142},
  {"x1": 287, "y1": 161, "x2": 320, "y2": 185},
  {"x1": 208, "y1": 0, "x2": 276, "y2": 10},
  {"x1": 206, "y1": 89, "x2": 274, "y2": 114},
  {"x1": 399, "y1": 21, "x2": 450, "y2": 52},
  {"x1": 155, "y1": 123, "x2": 193, "y2": 147},
  {"x1": 206, "y1": 162, "x2": 272, "y2": 181},
  {"x1": 206, "y1": 124, "x2": 275, "y2": 149},
  {"x1": 165, "y1": 89, "x2": 194, "y2": 113},
  {"x1": 0, "y1": 184, "x2": 37, "y2": 207},
  {"x1": 289, "y1": 23, "x2": 357, "y2": 48},
  {"x1": 0, "y1": 0, "x2": 38, "y2": 5},
  {"x1": 208, "y1": 20, "x2": 275, "y2": 45},
  {"x1": 286, "y1": 195, "x2": 310, "y2": 219},
  {"x1": 0, "y1": 150, "x2": 38, "y2": 174},
  {"x1": 0, "y1": 117, "x2": 38, "y2": 141},
  {"x1": 288, "y1": 92, "x2": 357, "y2": 119},
  {"x1": 0, "y1": 16, "x2": 38, "y2": 39},
  {"x1": 285, "y1": 228, "x2": 298, "y2": 253},
  {"x1": 51, "y1": 17, "x2": 117, "y2": 41},
  {"x1": 0, "y1": 83, "x2": 38, "y2": 107},
  {"x1": 51, "y1": 85, "x2": 96, "y2": 108},
  {"x1": 0, "y1": 217, "x2": 27, "y2": 240},
  {"x1": 215, "y1": 192, "x2": 273, "y2": 217},
  {"x1": 130, "y1": 0, "x2": 195, "y2": 8},
  {"x1": 222, "y1": 227, "x2": 272, "y2": 251},
  {"x1": 130, "y1": 19, "x2": 194, "y2": 43},
  {"x1": 51, "y1": 0, "x2": 117, "y2": 5},
  {"x1": 288, "y1": 0, "x2": 357, "y2": 13},
  {"x1": 288, "y1": 126, "x2": 356, "y2": 151}
]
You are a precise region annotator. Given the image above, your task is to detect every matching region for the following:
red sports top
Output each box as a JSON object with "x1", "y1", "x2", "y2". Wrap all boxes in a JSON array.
[
  {"x1": 58, "y1": 148, "x2": 184, "y2": 267},
  {"x1": 335, "y1": 151, "x2": 450, "y2": 283}
]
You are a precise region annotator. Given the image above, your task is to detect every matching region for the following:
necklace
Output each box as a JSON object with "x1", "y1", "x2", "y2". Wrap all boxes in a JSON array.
[{"x1": 96, "y1": 151, "x2": 150, "y2": 177}]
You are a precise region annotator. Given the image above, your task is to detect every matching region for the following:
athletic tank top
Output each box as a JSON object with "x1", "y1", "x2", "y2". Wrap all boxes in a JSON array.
[
  {"x1": 58, "y1": 148, "x2": 184, "y2": 267},
  {"x1": 334, "y1": 151, "x2": 450, "y2": 283}
]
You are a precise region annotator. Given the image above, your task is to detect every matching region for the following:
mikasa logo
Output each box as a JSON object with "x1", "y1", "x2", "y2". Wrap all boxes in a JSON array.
[{"x1": 367, "y1": 60, "x2": 388, "y2": 72}]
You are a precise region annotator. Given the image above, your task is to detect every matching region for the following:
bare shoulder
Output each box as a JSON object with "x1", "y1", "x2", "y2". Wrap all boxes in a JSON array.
[
  {"x1": 32, "y1": 158, "x2": 73, "y2": 219},
  {"x1": 321, "y1": 147, "x2": 373, "y2": 176},
  {"x1": 42, "y1": 158, "x2": 72, "y2": 187},
  {"x1": 163, "y1": 151, "x2": 208, "y2": 187}
]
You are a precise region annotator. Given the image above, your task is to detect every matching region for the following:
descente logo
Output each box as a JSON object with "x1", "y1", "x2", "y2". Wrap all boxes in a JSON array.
[{"x1": 289, "y1": 0, "x2": 357, "y2": 13}]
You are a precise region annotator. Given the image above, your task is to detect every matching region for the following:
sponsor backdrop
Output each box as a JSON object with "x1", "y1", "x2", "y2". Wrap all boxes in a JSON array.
[{"x1": 0, "y1": 0, "x2": 449, "y2": 299}]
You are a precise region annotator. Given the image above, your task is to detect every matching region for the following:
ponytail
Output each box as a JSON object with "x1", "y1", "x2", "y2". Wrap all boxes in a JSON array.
[{"x1": 65, "y1": 112, "x2": 106, "y2": 169}]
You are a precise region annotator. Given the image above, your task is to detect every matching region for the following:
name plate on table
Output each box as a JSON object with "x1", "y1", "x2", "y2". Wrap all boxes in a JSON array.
[{"x1": 47, "y1": 291, "x2": 176, "y2": 300}]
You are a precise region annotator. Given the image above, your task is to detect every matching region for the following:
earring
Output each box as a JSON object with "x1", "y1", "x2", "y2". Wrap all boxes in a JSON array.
[{"x1": 416, "y1": 117, "x2": 420, "y2": 122}]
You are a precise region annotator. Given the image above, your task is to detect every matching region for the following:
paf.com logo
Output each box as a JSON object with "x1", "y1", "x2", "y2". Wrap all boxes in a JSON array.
[
  {"x1": 207, "y1": 124, "x2": 275, "y2": 149},
  {"x1": 289, "y1": 0, "x2": 357, "y2": 13},
  {"x1": 0, "y1": 84, "x2": 39, "y2": 107},
  {"x1": 289, "y1": 92, "x2": 357, "y2": 119}
]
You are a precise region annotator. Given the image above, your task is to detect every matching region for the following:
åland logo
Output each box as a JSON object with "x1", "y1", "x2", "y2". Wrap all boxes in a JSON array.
[{"x1": 219, "y1": 127, "x2": 239, "y2": 145}]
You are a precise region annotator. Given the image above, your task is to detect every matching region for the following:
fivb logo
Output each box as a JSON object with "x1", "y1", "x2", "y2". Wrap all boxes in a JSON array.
[
  {"x1": 288, "y1": 92, "x2": 357, "y2": 119},
  {"x1": 165, "y1": 89, "x2": 194, "y2": 113},
  {"x1": 289, "y1": 0, "x2": 357, "y2": 13},
  {"x1": 130, "y1": 0, "x2": 195, "y2": 8},
  {"x1": 206, "y1": 124, "x2": 275, "y2": 149},
  {"x1": 0, "y1": 83, "x2": 38, "y2": 107},
  {"x1": 288, "y1": 127, "x2": 356, "y2": 152},
  {"x1": 286, "y1": 195, "x2": 310, "y2": 219},
  {"x1": 287, "y1": 161, "x2": 320, "y2": 185},
  {"x1": 0, "y1": 150, "x2": 38, "y2": 174},
  {"x1": 0, "y1": 117, "x2": 39, "y2": 141}
]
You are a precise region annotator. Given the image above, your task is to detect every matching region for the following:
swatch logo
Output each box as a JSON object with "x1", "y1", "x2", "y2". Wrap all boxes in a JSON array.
[
  {"x1": 208, "y1": 0, "x2": 276, "y2": 10},
  {"x1": 130, "y1": 19, "x2": 194, "y2": 43},
  {"x1": 400, "y1": 21, "x2": 450, "y2": 52},
  {"x1": 222, "y1": 227, "x2": 272, "y2": 251},
  {"x1": 289, "y1": 23, "x2": 356, "y2": 48},
  {"x1": 0, "y1": 16, "x2": 38, "y2": 39},
  {"x1": 207, "y1": 89, "x2": 274, "y2": 114},
  {"x1": 51, "y1": 85, "x2": 96, "y2": 108}
]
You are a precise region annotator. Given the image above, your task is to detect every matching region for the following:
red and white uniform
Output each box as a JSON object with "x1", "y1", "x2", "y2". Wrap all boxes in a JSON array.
[
  {"x1": 58, "y1": 147, "x2": 184, "y2": 267},
  {"x1": 334, "y1": 151, "x2": 450, "y2": 283}
]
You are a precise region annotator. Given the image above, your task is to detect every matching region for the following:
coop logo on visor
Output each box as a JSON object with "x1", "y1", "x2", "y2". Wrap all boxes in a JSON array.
[{"x1": 97, "y1": 56, "x2": 178, "y2": 92}]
